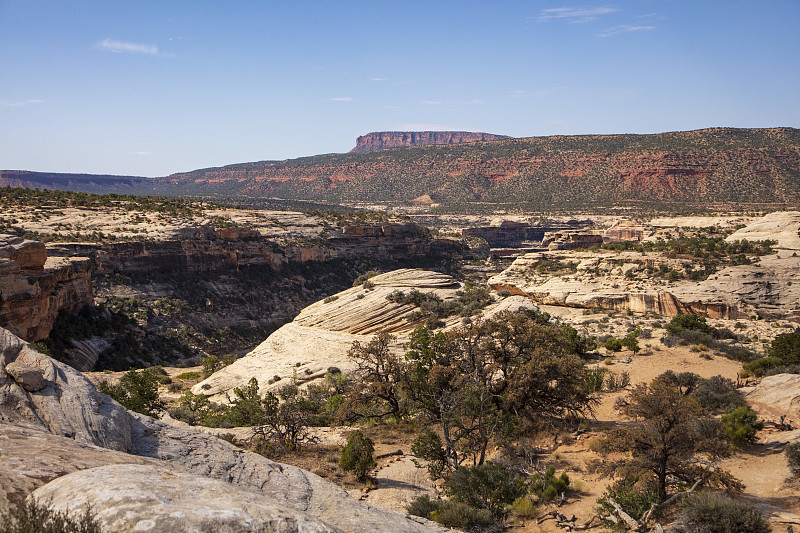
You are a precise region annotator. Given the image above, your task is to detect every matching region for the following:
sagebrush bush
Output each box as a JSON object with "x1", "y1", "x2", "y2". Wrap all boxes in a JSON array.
[
  {"x1": 721, "y1": 406, "x2": 763, "y2": 447},
  {"x1": 673, "y1": 491, "x2": 771, "y2": 533},
  {"x1": 431, "y1": 500, "x2": 496, "y2": 532}
]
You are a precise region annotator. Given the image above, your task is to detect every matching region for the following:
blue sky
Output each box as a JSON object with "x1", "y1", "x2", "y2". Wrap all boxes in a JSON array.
[{"x1": 1, "y1": 1, "x2": 799, "y2": 177}]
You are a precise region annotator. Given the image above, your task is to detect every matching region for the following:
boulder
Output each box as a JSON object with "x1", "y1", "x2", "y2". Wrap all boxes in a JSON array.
[
  {"x1": 0, "y1": 328, "x2": 132, "y2": 450},
  {"x1": 31, "y1": 464, "x2": 342, "y2": 533},
  {"x1": 744, "y1": 373, "x2": 800, "y2": 426},
  {"x1": 4, "y1": 361, "x2": 46, "y2": 391}
]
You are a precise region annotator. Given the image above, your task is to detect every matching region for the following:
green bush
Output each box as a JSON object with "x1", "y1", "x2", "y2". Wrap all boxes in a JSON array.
[
  {"x1": 666, "y1": 314, "x2": 713, "y2": 336},
  {"x1": 97, "y1": 367, "x2": 165, "y2": 417},
  {"x1": 721, "y1": 406, "x2": 763, "y2": 447},
  {"x1": 0, "y1": 498, "x2": 102, "y2": 533},
  {"x1": 444, "y1": 462, "x2": 524, "y2": 518},
  {"x1": 597, "y1": 479, "x2": 659, "y2": 527},
  {"x1": 509, "y1": 496, "x2": 537, "y2": 519},
  {"x1": 604, "y1": 337, "x2": 623, "y2": 352},
  {"x1": 340, "y1": 430, "x2": 376, "y2": 481},
  {"x1": 674, "y1": 491, "x2": 771, "y2": 533},
  {"x1": 530, "y1": 465, "x2": 570, "y2": 500},
  {"x1": 406, "y1": 495, "x2": 438, "y2": 520},
  {"x1": 411, "y1": 429, "x2": 449, "y2": 480}
]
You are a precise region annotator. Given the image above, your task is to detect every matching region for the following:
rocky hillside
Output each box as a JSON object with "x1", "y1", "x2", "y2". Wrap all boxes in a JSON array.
[
  {"x1": 349, "y1": 131, "x2": 510, "y2": 153},
  {"x1": 0, "y1": 327, "x2": 447, "y2": 532},
  {"x1": 3, "y1": 127, "x2": 798, "y2": 208}
]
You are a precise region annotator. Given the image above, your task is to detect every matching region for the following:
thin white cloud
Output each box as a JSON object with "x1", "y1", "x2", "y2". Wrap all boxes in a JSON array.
[
  {"x1": 537, "y1": 7, "x2": 618, "y2": 23},
  {"x1": 369, "y1": 77, "x2": 386, "y2": 82},
  {"x1": 97, "y1": 38, "x2": 159, "y2": 55},
  {"x1": 1, "y1": 99, "x2": 43, "y2": 107},
  {"x1": 422, "y1": 100, "x2": 442, "y2": 105},
  {"x1": 598, "y1": 25, "x2": 655, "y2": 37},
  {"x1": 331, "y1": 97, "x2": 353, "y2": 102}
]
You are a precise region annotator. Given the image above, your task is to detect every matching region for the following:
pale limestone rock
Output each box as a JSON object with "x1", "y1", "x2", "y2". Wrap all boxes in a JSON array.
[
  {"x1": 0, "y1": 328, "x2": 447, "y2": 533},
  {"x1": 489, "y1": 247, "x2": 800, "y2": 319},
  {"x1": 745, "y1": 373, "x2": 800, "y2": 425},
  {"x1": 0, "y1": 328, "x2": 132, "y2": 450},
  {"x1": 0, "y1": 422, "x2": 161, "y2": 516},
  {"x1": 726, "y1": 211, "x2": 800, "y2": 250},
  {"x1": 193, "y1": 269, "x2": 535, "y2": 403},
  {"x1": 4, "y1": 361, "x2": 46, "y2": 391},
  {"x1": 32, "y1": 464, "x2": 342, "y2": 533}
]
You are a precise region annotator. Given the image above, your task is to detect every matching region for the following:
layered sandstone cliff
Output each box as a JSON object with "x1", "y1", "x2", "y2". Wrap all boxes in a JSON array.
[
  {"x1": 0, "y1": 235, "x2": 93, "y2": 341},
  {"x1": 349, "y1": 131, "x2": 510, "y2": 153}
]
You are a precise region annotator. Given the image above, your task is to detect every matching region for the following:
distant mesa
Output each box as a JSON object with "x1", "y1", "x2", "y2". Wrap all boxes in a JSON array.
[{"x1": 349, "y1": 131, "x2": 511, "y2": 153}]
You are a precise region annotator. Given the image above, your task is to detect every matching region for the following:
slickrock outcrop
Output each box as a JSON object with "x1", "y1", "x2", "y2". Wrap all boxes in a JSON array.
[
  {"x1": 744, "y1": 373, "x2": 800, "y2": 424},
  {"x1": 193, "y1": 269, "x2": 535, "y2": 403},
  {"x1": 32, "y1": 464, "x2": 342, "y2": 533},
  {"x1": 489, "y1": 247, "x2": 800, "y2": 319},
  {"x1": 0, "y1": 327, "x2": 446, "y2": 532},
  {"x1": 726, "y1": 210, "x2": 800, "y2": 250},
  {"x1": 0, "y1": 235, "x2": 93, "y2": 341},
  {"x1": 350, "y1": 131, "x2": 510, "y2": 153}
]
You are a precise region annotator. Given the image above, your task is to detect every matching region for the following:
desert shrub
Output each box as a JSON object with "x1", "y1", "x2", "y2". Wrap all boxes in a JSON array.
[
  {"x1": 323, "y1": 295, "x2": 339, "y2": 304},
  {"x1": 716, "y1": 343, "x2": 757, "y2": 362},
  {"x1": 690, "y1": 375, "x2": 745, "y2": 413},
  {"x1": 585, "y1": 366, "x2": 607, "y2": 393},
  {"x1": 678, "y1": 329, "x2": 715, "y2": 346},
  {"x1": 786, "y1": 442, "x2": 800, "y2": 478},
  {"x1": 431, "y1": 500, "x2": 496, "y2": 532},
  {"x1": 0, "y1": 498, "x2": 102, "y2": 533},
  {"x1": 604, "y1": 337, "x2": 623, "y2": 352},
  {"x1": 667, "y1": 314, "x2": 714, "y2": 336},
  {"x1": 509, "y1": 496, "x2": 537, "y2": 519},
  {"x1": 530, "y1": 466, "x2": 570, "y2": 501},
  {"x1": 721, "y1": 406, "x2": 763, "y2": 448},
  {"x1": 175, "y1": 371, "x2": 202, "y2": 380},
  {"x1": 673, "y1": 491, "x2": 771, "y2": 533},
  {"x1": 339, "y1": 430, "x2": 376, "y2": 481},
  {"x1": 445, "y1": 462, "x2": 524, "y2": 518},
  {"x1": 97, "y1": 367, "x2": 164, "y2": 417},
  {"x1": 352, "y1": 270, "x2": 380, "y2": 287},
  {"x1": 407, "y1": 495, "x2": 439, "y2": 520}
]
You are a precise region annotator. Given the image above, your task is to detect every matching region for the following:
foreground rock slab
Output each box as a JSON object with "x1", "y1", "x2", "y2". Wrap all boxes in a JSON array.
[
  {"x1": 32, "y1": 464, "x2": 342, "y2": 533},
  {"x1": 0, "y1": 327, "x2": 447, "y2": 533}
]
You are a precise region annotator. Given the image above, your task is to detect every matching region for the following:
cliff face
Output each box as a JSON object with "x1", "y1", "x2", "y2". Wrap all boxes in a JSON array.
[
  {"x1": 349, "y1": 131, "x2": 510, "y2": 153},
  {"x1": 44, "y1": 222, "x2": 467, "y2": 367},
  {"x1": 0, "y1": 235, "x2": 93, "y2": 341}
]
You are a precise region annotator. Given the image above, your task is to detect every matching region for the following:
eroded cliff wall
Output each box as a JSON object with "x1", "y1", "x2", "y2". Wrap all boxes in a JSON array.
[
  {"x1": 0, "y1": 235, "x2": 93, "y2": 341},
  {"x1": 349, "y1": 131, "x2": 510, "y2": 153}
]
